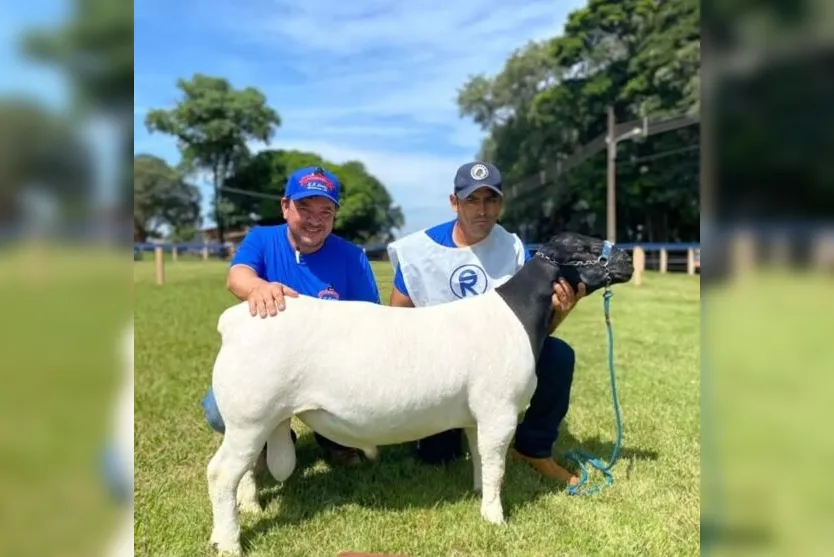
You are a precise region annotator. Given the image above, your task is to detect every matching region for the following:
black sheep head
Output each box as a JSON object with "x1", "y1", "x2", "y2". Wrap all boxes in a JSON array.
[{"x1": 534, "y1": 232, "x2": 634, "y2": 295}]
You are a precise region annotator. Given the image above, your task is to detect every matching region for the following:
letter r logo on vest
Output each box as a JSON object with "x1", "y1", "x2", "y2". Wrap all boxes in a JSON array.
[{"x1": 449, "y1": 264, "x2": 488, "y2": 298}]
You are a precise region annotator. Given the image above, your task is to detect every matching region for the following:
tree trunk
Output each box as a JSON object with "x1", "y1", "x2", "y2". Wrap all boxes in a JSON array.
[{"x1": 133, "y1": 217, "x2": 148, "y2": 243}]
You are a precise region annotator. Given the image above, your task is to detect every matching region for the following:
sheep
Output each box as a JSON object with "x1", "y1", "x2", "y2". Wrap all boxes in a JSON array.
[{"x1": 206, "y1": 232, "x2": 633, "y2": 555}]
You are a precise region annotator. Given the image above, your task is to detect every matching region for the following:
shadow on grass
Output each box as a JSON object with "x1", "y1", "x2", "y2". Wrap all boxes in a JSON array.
[
  {"x1": 241, "y1": 425, "x2": 659, "y2": 548},
  {"x1": 244, "y1": 436, "x2": 481, "y2": 546},
  {"x1": 555, "y1": 426, "x2": 660, "y2": 469}
]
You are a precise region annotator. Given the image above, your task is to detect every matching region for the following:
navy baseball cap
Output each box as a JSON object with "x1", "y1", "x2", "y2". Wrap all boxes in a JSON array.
[
  {"x1": 454, "y1": 161, "x2": 503, "y2": 199},
  {"x1": 285, "y1": 166, "x2": 341, "y2": 206}
]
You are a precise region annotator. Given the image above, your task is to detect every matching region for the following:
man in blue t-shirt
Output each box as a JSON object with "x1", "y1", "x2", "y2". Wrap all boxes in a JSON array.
[
  {"x1": 387, "y1": 161, "x2": 584, "y2": 486},
  {"x1": 201, "y1": 165, "x2": 381, "y2": 467}
]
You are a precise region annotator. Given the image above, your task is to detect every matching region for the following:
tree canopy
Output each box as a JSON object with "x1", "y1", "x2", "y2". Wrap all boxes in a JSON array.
[
  {"x1": 0, "y1": 99, "x2": 93, "y2": 226},
  {"x1": 19, "y1": 0, "x2": 135, "y2": 222},
  {"x1": 144, "y1": 74, "x2": 282, "y2": 246},
  {"x1": 223, "y1": 149, "x2": 404, "y2": 244},
  {"x1": 133, "y1": 154, "x2": 201, "y2": 242},
  {"x1": 457, "y1": 0, "x2": 700, "y2": 243},
  {"x1": 140, "y1": 73, "x2": 405, "y2": 246}
]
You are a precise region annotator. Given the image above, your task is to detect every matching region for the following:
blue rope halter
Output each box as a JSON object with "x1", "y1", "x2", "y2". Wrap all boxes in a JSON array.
[{"x1": 562, "y1": 239, "x2": 624, "y2": 496}]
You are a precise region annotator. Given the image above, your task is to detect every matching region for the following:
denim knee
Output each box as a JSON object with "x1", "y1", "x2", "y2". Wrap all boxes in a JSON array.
[
  {"x1": 100, "y1": 443, "x2": 131, "y2": 503},
  {"x1": 201, "y1": 387, "x2": 226, "y2": 434}
]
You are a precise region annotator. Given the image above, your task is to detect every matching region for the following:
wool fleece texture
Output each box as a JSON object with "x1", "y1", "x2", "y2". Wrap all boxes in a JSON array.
[{"x1": 205, "y1": 232, "x2": 634, "y2": 556}]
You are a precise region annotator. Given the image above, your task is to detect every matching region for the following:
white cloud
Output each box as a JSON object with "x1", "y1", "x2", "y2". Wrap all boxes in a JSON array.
[{"x1": 199, "y1": 0, "x2": 576, "y2": 138}]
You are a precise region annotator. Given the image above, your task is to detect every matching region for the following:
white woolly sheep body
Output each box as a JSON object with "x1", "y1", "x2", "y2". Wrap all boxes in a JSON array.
[
  {"x1": 213, "y1": 292, "x2": 536, "y2": 448},
  {"x1": 206, "y1": 231, "x2": 634, "y2": 556},
  {"x1": 207, "y1": 291, "x2": 538, "y2": 555}
]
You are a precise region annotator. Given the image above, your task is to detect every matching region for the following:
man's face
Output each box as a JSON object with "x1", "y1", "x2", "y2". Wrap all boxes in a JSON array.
[
  {"x1": 281, "y1": 196, "x2": 337, "y2": 251},
  {"x1": 450, "y1": 187, "x2": 503, "y2": 241}
]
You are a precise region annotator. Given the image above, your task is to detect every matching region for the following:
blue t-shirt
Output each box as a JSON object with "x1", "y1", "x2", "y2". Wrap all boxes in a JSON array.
[
  {"x1": 392, "y1": 219, "x2": 532, "y2": 297},
  {"x1": 231, "y1": 224, "x2": 380, "y2": 303}
]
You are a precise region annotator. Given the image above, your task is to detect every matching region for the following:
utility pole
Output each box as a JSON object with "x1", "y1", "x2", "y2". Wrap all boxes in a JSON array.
[
  {"x1": 606, "y1": 105, "x2": 617, "y2": 243},
  {"x1": 606, "y1": 105, "x2": 648, "y2": 244}
]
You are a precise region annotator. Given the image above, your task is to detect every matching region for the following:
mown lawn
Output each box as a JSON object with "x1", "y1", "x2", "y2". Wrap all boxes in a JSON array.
[{"x1": 134, "y1": 258, "x2": 700, "y2": 557}]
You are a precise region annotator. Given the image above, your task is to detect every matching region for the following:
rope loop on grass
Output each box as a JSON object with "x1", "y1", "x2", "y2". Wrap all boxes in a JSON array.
[{"x1": 563, "y1": 287, "x2": 623, "y2": 497}]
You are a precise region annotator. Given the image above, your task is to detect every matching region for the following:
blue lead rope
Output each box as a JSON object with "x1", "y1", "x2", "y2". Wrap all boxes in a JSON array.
[{"x1": 563, "y1": 243, "x2": 624, "y2": 496}]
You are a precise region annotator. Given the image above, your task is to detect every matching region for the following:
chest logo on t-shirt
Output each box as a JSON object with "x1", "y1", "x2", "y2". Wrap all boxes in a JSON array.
[
  {"x1": 449, "y1": 264, "x2": 488, "y2": 298},
  {"x1": 317, "y1": 286, "x2": 340, "y2": 300}
]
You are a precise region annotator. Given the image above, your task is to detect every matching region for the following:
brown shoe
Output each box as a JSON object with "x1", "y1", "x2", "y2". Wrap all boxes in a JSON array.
[
  {"x1": 325, "y1": 447, "x2": 363, "y2": 467},
  {"x1": 510, "y1": 448, "x2": 579, "y2": 486}
]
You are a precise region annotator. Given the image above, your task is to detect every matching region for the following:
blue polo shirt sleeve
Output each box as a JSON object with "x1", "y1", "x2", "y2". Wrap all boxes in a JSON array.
[
  {"x1": 393, "y1": 264, "x2": 409, "y2": 296},
  {"x1": 348, "y1": 250, "x2": 382, "y2": 304},
  {"x1": 230, "y1": 227, "x2": 266, "y2": 277}
]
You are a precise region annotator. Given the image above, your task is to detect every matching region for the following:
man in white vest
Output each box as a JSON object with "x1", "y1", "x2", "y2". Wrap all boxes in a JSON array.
[{"x1": 387, "y1": 161, "x2": 583, "y2": 485}]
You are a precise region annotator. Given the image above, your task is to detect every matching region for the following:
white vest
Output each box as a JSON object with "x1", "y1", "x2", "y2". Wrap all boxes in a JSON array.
[{"x1": 387, "y1": 223, "x2": 527, "y2": 307}]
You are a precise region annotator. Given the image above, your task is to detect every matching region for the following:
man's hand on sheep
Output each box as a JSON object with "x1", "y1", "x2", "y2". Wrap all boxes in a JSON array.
[
  {"x1": 247, "y1": 282, "x2": 300, "y2": 317},
  {"x1": 549, "y1": 278, "x2": 586, "y2": 333}
]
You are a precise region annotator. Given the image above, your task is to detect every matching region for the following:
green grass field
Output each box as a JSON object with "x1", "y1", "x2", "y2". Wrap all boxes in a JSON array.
[{"x1": 134, "y1": 260, "x2": 700, "y2": 557}]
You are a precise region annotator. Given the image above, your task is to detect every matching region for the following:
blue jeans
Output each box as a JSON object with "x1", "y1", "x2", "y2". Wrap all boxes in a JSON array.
[
  {"x1": 100, "y1": 443, "x2": 132, "y2": 503},
  {"x1": 201, "y1": 387, "x2": 345, "y2": 451},
  {"x1": 414, "y1": 336, "x2": 576, "y2": 463}
]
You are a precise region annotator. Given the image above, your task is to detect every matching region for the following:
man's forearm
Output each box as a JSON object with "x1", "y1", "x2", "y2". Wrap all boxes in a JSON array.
[
  {"x1": 227, "y1": 265, "x2": 268, "y2": 301},
  {"x1": 388, "y1": 287, "x2": 415, "y2": 308},
  {"x1": 548, "y1": 315, "x2": 564, "y2": 335}
]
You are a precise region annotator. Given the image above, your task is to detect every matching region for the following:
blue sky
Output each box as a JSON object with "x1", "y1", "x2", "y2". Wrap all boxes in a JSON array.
[
  {"x1": 1, "y1": 0, "x2": 124, "y2": 214},
  {"x1": 0, "y1": 0, "x2": 69, "y2": 110},
  {"x1": 135, "y1": 0, "x2": 586, "y2": 236},
  {"x1": 0, "y1": 0, "x2": 586, "y2": 237}
]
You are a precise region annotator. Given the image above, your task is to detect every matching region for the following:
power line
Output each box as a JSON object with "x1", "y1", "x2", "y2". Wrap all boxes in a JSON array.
[
  {"x1": 624, "y1": 144, "x2": 700, "y2": 165},
  {"x1": 505, "y1": 111, "x2": 700, "y2": 202},
  {"x1": 508, "y1": 143, "x2": 700, "y2": 207},
  {"x1": 218, "y1": 186, "x2": 283, "y2": 201},
  {"x1": 504, "y1": 108, "x2": 700, "y2": 243}
]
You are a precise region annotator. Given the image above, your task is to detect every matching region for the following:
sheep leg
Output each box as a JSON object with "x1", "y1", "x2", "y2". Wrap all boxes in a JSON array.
[
  {"x1": 476, "y1": 415, "x2": 517, "y2": 525},
  {"x1": 207, "y1": 426, "x2": 266, "y2": 556},
  {"x1": 464, "y1": 427, "x2": 481, "y2": 492},
  {"x1": 266, "y1": 419, "x2": 296, "y2": 482},
  {"x1": 236, "y1": 467, "x2": 261, "y2": 514}
]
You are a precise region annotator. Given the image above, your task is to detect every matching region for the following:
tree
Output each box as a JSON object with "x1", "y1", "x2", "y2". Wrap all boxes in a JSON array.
[
  {"x1": 0, "y1": 99, "x2": 93, "y2": 225},
  {"x1": 133, "y1": 154, "x2": 201, "y2": 242},
  {"x1": 456, "y1": 0, "x2": 700, "y2": 243},
  {"x1": 21, "y1": 0, "x2": 135, "y2": 215},
  {"x1": 144, "y1": 74, "x2": 281, "y2": 247},
  {"x1": 222, "y1": 149, "x2": 404, "y2": 243}
]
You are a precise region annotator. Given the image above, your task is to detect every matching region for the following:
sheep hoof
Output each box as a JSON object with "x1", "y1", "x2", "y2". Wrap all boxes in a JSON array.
[
  {"x1": 210, "y1": 540, "x2": 242, "y2": 556},
  {"x1": 361, "y1": 446, "x2": 379, "y2": 461},
  {"x1": 238, "y1": 500, "x2": 263, "y2": 514},
  {"x1": 480, "y1": 503, "x2": 506, "y2": 525}
]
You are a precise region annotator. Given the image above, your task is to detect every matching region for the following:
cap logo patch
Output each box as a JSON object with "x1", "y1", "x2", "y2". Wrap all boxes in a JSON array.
[
  {"x1": 470, "y1": 164, "x2": 489, "y2": 181},
  {"x1": 300, "y1": 173, "x2": 335, "y2": 191}
]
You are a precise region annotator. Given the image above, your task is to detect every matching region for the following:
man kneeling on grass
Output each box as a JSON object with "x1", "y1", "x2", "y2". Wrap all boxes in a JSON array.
[
  {"x1": 200, "y1": 165, "x2": 381, "y2": 467},
  {"x1": 387, "y1": 161, "x2": 582, "y2": 485}
]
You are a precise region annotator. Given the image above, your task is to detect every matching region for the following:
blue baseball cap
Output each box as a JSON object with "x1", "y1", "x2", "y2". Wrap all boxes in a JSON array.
[
  {"x1": 285, "y1": 166, "x2": 341, "y2": 206},
  {"x1": 454, "y1": 161, "x2": 503, "y2": 199}
]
